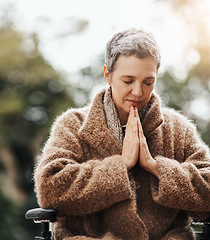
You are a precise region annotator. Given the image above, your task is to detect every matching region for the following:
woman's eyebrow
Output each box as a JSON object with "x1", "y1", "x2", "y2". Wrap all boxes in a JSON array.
[
  {"x1": 120, "y1": 75, "x2": 136, "y2": 79},
  {"x1": 145, "y1": 76, "x2": 155, "y2": 80},
  {"x1": 120, "y1": 75, "x2": 156, "y2": 80}
]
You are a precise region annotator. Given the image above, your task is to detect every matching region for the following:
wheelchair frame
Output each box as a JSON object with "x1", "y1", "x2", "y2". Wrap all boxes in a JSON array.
[
  {"x1": 25, "y1": 208, "x2": 57, "y2": 240},
  {"x1": 25, "y1": 208, "x2": 210, "y2": 240}
]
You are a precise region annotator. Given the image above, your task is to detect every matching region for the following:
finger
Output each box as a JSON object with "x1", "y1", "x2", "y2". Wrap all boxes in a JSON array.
[
  {"x1": 134, "y1": 107, "x2": 139, "y2": 119},
  {"x1": 132, "y1": 107, "x2": 142, "y2": 137},
  {"x1": 130, "y1": 108, "x2": 139, "y2": 133},
  {"x1": 132, "y1": 116, "x2": 138, "y2": 133},
  {"x1": 137, "y1": 115, "x2": 145, "y2": 139},
  {"x1": 133, "y1": 107, "x2": 137, "y2": 117},
  {"x1": 125, "y1": 109, "x2": 139, "y2": 138},
  {"x1": 126, "y1": 107, "x2": 134, "y2": 130}
]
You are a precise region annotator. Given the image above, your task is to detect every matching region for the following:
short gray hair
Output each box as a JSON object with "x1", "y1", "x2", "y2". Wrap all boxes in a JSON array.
[{"x1": 105, "y1": 28, "x2": 161, "y2": 73}]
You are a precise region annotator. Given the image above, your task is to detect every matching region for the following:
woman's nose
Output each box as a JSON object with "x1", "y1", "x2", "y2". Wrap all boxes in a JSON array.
[{"x1": 132, "y1": 84, "x2": 142, "y2": 97}]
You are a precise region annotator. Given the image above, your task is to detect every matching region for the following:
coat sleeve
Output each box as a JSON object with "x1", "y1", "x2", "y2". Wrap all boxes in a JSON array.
[
  {"x1": 34, "y1": 112, "x2": 132, "y2": 216},
  {"x1": 150, "y1": 122, "x2": 210, "y2": 217}
]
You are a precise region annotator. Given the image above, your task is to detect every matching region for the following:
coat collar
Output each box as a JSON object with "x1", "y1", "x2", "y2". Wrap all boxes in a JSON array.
[
  {"x1": 78, "y1": 89, "x2": 163, "y2": 153},
  {"x1": 141, "y1": 92, "x2": 164, "y2": 138},
  {"x1": 78, "y1": 89, "x2": 121, "y2": 155}
]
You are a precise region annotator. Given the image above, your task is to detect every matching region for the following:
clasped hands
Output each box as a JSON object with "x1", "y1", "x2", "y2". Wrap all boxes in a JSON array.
[{"x1": 122, "y1": 106, "x2": 159, "y2": 178}]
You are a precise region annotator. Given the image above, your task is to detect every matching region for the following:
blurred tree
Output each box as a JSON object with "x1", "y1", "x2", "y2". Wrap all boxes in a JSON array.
[
  {"x1": 73, "y1": 54, "x2": 106, "y2": 105},
  {"x1": 155, "y1": 0, "x2": 210, "y2": 146},
  {"x1": 0, "y1": 17, "x2": 75, "y2": 240}
]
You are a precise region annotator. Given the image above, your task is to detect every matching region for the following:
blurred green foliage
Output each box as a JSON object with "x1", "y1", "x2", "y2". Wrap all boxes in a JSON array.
[
  {"x1": 0, "y1": 21, "x2": 75, "y2": 239},
  {"x1": 156, "y1": 0, "x2": 210, "y2": 145}
]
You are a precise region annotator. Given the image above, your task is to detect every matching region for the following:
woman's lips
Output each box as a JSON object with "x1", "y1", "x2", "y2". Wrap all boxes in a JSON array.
[{"x1": 126, "y1": 99, "x2": 143, "y2": 107}]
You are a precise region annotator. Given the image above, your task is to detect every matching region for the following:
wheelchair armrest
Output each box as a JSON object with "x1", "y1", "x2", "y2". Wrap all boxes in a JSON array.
[
  {"x1": 25, "y1": 208, "x2": 57, "y2": 223},
  {"x1": 193, "y1": 217, "x2": 210, "y2": 225},
  {"x1": 192, "y1": 217, "x2": 210, "y2": 240}
]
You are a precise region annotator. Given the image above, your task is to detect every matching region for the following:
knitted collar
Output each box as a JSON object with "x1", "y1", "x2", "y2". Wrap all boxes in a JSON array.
[
  {"x1": 103, "y1": 87, "x2": 124, "y2": 148},
  {"x1": 103, "y1": 86, "x2": 159, "y2": 148}
]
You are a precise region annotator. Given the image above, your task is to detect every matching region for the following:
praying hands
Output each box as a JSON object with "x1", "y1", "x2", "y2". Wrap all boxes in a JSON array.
[{"x1": 122, "y1": 106, "x2": 159, "y2": 178}]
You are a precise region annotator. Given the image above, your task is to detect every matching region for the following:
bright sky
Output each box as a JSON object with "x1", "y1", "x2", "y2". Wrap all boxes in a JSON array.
[{"x1": 0, "y1": 0, "x2": 193, "y2": 73}]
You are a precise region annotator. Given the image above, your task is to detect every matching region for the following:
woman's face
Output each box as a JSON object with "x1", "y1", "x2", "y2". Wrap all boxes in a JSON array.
[{"x1": 104, "y1": 55, "x2": 157, "y2": 125}]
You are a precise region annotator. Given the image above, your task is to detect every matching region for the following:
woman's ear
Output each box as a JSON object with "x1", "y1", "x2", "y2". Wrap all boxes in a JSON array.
[{"x1": 104, "y1": 64, "x2": 111, "y2": 85}]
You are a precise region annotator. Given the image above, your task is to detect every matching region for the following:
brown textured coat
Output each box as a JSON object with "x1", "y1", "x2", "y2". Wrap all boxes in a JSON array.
[{"x1": 35, "y1": 89, "x2": 210, "y2": 240}]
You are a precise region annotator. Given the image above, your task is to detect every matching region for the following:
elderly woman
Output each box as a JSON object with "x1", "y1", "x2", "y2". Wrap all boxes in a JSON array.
[{"x1": 35, "y1": 28, "x2": 210, "y2": 240}]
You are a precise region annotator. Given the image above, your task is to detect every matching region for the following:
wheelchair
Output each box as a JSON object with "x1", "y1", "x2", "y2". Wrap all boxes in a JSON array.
[{"x1": 25, "y1": 208, "x2": 210, "y2": 240}]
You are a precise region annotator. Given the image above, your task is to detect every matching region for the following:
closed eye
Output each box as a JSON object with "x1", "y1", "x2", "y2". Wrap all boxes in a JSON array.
[
  {"x1": 144, "y1": 82, "x2": 154, "y2": 86},
  {"x1": 144, "y1": 78, "x2": 155, "y2": 86},
  {"x1": 124, "y1": 81, "x2": 133, "y2": 85},
  {"x1": 121, "y1": 75, "x2": 135, "y2": 85}
]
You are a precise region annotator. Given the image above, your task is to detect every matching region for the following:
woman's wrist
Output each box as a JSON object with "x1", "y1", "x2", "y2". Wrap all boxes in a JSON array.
[{"x1": 143, "y1": 158, "x2": 159, "y2": 179}]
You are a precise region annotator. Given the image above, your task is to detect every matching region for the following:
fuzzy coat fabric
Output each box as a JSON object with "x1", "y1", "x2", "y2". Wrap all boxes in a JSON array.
[{"x1": 35, "y1": 88, "x2": 210, "y2": 240}]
